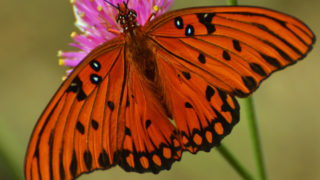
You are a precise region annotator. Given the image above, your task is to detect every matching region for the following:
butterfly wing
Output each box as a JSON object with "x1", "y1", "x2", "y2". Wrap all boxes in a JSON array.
[
  {"x1": 155, "y1": 48, "x2": 240, "y2": 153},
  {"x1": 143, "y1": 6, "x2": 314, "y2": 154},
  {"x1": 117, "y1": 65, "x2": 182, "y2": 173},
  {"x1": 25, "y1": 37, "x2": 183, "y2": 179},
  {"x1": 24, "y1": 38, "x2": 127, "y2": 180},
  {"x1": 145, "y1": 6, "x2": 315, "y2": 97}
]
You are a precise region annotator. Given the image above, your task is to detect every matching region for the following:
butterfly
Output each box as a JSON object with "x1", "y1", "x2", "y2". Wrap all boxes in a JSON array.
[{"x1": 25, "y1": 0, "x2": 315, "y2": 179}]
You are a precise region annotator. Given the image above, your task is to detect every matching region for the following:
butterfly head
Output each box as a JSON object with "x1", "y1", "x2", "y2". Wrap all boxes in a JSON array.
[{"x1": 114, "y1": 2, "x2": 138, "y2": 32}]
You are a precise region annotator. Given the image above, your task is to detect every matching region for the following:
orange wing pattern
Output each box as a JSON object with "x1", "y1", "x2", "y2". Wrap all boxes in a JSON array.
[
  {"x1": 156, "y1": 48, "x2": 239, "y2": 153},
  {"x1": 24, "y1": 38, "x2": 127, "y2": 179},
  {"x1": 146, "y1": 6, "x2": 315, "y2": 97},
  {"x1": 118, "y1": 66, "x2": 182, "y2": 173}
]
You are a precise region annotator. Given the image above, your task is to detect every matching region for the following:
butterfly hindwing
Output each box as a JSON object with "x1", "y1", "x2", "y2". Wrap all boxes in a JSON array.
[
  {"x1": 156, "y1": 48, "x2": 239, "y2": 153},
  {"x1": 118, "y1": 66, "x2": 182, "y2": 173},
  {"x1": 25, "y1": 38, "x2": 127, "y2": 179},
  {"x1": 146, "y1": 6, "x2": 315, "y2": 97}
]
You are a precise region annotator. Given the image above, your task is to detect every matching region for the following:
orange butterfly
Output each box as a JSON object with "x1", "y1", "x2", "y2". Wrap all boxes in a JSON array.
[{"x1": 25, "y1": 1, "x2": 315, "y2": 179}]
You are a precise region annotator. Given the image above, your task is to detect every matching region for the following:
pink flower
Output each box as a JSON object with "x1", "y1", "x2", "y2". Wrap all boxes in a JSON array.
[{"x1": 58, "y1": 0, "x2": 173, "y2": 77}]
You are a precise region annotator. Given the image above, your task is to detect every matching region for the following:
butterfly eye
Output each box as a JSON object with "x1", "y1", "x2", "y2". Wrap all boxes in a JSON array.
[{"x1": 117, "y1": 15, "x2": 122, "y2": 23}]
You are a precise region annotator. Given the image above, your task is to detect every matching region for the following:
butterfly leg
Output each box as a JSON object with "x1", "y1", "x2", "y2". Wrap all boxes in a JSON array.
[{"x1": 107, "y1": 28, "x2": 122, "y2": 35}]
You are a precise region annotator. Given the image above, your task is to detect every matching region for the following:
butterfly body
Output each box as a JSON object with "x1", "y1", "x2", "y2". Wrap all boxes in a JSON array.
[
  {"x1": 25, "y1": 2, "x2": 315, "y2": 179},
  {"x1": 125, "y1": 28, "x2": 159, "y2": 82}
]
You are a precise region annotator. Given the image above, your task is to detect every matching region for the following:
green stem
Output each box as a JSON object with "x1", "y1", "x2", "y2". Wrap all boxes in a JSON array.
[
  {"x1": 0, "y1": 117, "x2": 24, "y2": 180},
  {"x1": 242, "y1": 97, "x2": 266, "y2": 180},
  {"x1": 217, "y1": 0, "x2": 254, "y2": 179},
  {"x1": 227, "y1": 0, "x2": 238, "y2": 5},
  {"x1": 217, "y1": 144, "x2": 253, "y2": 180},
  {"x1": 225, "y1": 0, "x2": 266, "y2": 179}
]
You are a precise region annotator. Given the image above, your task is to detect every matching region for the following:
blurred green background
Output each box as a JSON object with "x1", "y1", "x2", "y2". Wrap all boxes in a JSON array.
[{"x1": 0, "y1": 0, "x2": 319, "y2": 179}]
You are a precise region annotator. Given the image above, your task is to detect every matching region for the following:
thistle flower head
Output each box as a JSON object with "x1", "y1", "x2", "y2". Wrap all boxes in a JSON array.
[{"x1": 58, "y1": 0, "x2": 173, "y2": 77}]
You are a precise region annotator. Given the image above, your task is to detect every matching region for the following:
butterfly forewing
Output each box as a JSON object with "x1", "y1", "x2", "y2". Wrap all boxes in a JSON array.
[
  {"x1": 25, "y1": 38, "x2": 126, "y2": 179},
  {"x1": 146, "y1": 6, "x2": 315, "y2": 96}
]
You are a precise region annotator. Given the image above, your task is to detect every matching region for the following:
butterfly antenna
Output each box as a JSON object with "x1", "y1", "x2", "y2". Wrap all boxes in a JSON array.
[
  {"x1": 104, "y1": 0, "x2": 118, "y2": 9},
  {"x1": 126, "y1": 0, "x2": 129, "y2": 5}
]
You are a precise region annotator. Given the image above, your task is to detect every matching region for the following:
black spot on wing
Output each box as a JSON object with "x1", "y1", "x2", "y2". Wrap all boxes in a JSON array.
[
  {"x1": 66, "y1": 77, "x2": 79, "y2": 93},
  {"x1": 206, "y1": 86, "x2": 215, "y2": 101},
  {"x1": 107, "y1": 101, "x2": 115, "y2": 111},
  {"x1": 145, "y1": 120, "x2": 151, "y2": 129},
  {"x1": 234, "y1": 89, "x2": 246, "y2": 97},
  {"x1": 83, "y1": 151, "x2": 92, "y2": 170},
  {"x1": 232, "y1": 40, "x2": 241, "y2": 52},
  {"x1": 185, "y1": 102, "x2": 193, "y2": 108},
  {"x1": 90, "y1": 74, "x2": 102, "y2": 84},
  {"x1": 90, "y1": 60, "x2": 101, "y2": 72},
  {"x1": 185, "y1": 25, "x2": 194, "y2": 36},
  {"x1": 182, "y1": 71, "x2": 191, "y2": 80},
  {"x1": 76, "y1": 122, "x2": 85, "y2": 134},
  {"x1": 113, "y1": 151, "x2": 120, "y2": 164},
  {"x1": 198, "y1": 54, "x2": 206, "y2": 64},
  {"x1": 125, "y1": 127, "x2": 131, "y2": 136},
  {"x1": 70, "y1": 151, "x2": 77, "y2": 177},
  {"x1": 66, "y1": 76, "x2": 87, "y2": 101},
  {"x1": 126, "y1": 95, "x2": 130, "y2": 107},
  {"x1": 259, "y1": 53, "x2": 281, "y2": 68},
  {"x1": 174, "y1": 16, "x2": 184, "y2": 29},
  {"x1": 91, "y1": 119, "x2": 99, "y2": 130},
  {"x1": 249, "y1": 63, "x2": 267, "y2": 76},
  {"x1": 222, "y1": 51, "x2": 231, "y2": 60},
  {"x1": 196, "y1": 13, "x2": 216, "y2": 34},
  {"x1": 98, "y1": 149, "x2": 110, "y2": 168},
  {"x1": 77, "y1": 91, "x2": 87, "y2": 101},
  {"x1": 242, "y1": 76, "x2": 257, "y2": 91}
]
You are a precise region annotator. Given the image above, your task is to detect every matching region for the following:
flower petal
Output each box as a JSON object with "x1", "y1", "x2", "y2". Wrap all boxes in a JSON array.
[{"x1": 59, "y1": 0, "x2": 173, "y2": 76}]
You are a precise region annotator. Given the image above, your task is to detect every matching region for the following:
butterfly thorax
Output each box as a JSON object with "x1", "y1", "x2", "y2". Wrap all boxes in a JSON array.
[
  {"x1": 125, "y1": 28, "x2": 158, "y2": 83},
  {"x1": 116, "y1": 3, "x2": 138, "y2": 33}
]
